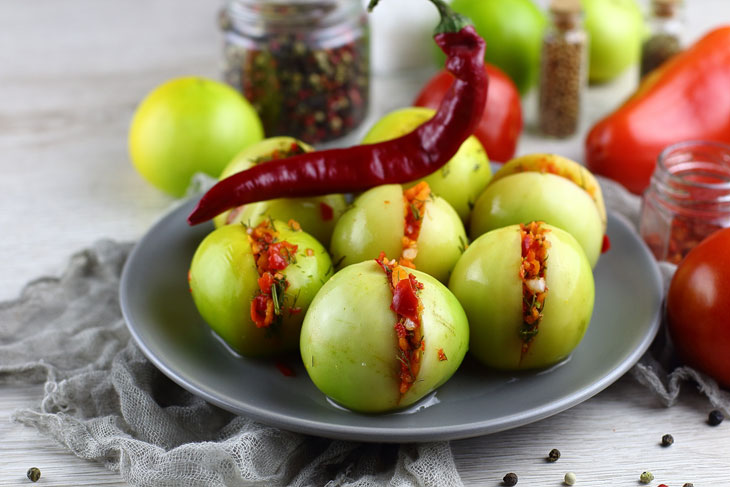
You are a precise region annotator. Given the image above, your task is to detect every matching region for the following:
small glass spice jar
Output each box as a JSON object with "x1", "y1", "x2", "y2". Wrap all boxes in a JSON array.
[
  {"x1": 639, "y1": 141, "x2": 730, "y2": 264},
  {"x1": 640, "y1": 0, "x2": 684, "y2": 79},
  {"x1": 221, "y1": 0, "x2": 370, "y2": 145},
  {"x1": 538, "y1": 0, "x2": 588, "y2": 138}
]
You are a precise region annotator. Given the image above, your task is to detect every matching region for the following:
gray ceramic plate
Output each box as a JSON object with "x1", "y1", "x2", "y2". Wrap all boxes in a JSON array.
[{"x1": 120, "y1": 198, "x2": 663, "y2": 443}]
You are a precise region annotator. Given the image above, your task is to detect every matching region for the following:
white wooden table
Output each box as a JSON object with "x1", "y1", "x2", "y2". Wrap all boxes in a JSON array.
[{"x1": 2, "y1": 1, "x2": 730, "y2": 486}]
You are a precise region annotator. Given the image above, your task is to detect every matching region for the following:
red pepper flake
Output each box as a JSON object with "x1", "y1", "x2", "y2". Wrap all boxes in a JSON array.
[
  {"x1": 275, "y1": 361, "x2": 295, "y2": 377},
  {"x1": 437, "y1": 349, "x2": 448, "y2": 361},
  {"x1": 400, "y1": 182, "x2": 431, "y2": 269},
  {"x1": 644, "y1": 216, "x2": 724, "y2": 264},
  {"x1": 250, "y1": 294, "x2": 273, "y2": 328},
  {"x1": 519, "y1": 222, "x2": 551, "y2": 356},
  {"x1": 375, "y1": 252, "x2": 425, "y2": 396},
  {"x1": 187, "y1": 269, "x2": 193, "y2": 293},
  {"x1": 601, "y1": 234, "x2": 611, "y2": 253},
  {"x1": 319, "y1": 202, "x2": 334, "y2": 221},
  {"x1": 247, "y1": 220, "x2": 296, "y2": 329},
  {"x1": 305, "y1": 248, "x2": 315, "y2": 257},
  {"x1": 392, "y1": 279, "x2": 420, "y2": 324}
]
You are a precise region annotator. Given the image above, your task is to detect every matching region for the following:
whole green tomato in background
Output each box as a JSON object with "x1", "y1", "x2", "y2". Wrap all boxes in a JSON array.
[
  {"x1": 449, "y1": 0, "x2": 546, "y2": 95},
  {"x1": 583, "y1": 0, "x2": 644, "y2": 83},
  {"x1": 129, "y1": 77, "x2": 264, "y2": 197}
]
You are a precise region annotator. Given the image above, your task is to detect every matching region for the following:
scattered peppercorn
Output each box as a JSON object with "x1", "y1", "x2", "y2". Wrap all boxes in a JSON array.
[
  {"x1": 661, "y1": 433, "x2": 674, "y2": 446},
  {"x1": 547, "y1": 448, "x2": 561, "y2": 462},
  {"x1": 708, "y1": 409, "x2": 725, "y2": 426},
  {"x1": 26, "y1": 467, "x2": 41, "y2": 482},
  {"x1": 564, "y1": 471, "x2": 577, "y2": 485},
  {"x1": 640, "y1": 471, "x2": 654, "y2": 484},
  {"x1": 503, "y1": 472, "x2": 519, "y2": 486},
  {"x1": 683, "y1": 483, "x2": 694, "y2": 487}
]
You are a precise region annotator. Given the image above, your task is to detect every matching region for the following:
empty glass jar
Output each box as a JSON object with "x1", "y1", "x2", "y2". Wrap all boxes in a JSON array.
[{"x1": 640, "y1": 141, "x2": 730, "y2": 264}]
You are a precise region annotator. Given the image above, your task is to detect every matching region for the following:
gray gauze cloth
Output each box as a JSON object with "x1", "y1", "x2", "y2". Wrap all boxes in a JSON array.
[{"x1": 2, "y1": 177, "x2": 730, "y2": 487}]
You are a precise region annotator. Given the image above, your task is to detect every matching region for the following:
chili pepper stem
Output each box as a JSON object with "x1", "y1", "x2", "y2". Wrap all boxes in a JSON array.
[
  {"x1": 187, "y1": 0, "x2": 487, "y2": 226},
  {"x1": 367, "y1": 0, "x2": 471, "y2": 34}
]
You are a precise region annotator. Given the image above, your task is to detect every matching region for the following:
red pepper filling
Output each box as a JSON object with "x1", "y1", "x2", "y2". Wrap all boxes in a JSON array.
[
  {"x1": 375, "y1": 252, "x2": 425, "y2": 395},
  {"x1": 226, "y1": 143, "x2": 308, "y2": 224},
  {"x1": 400, "y1": 181, "x2": 431, "y2": 269},
  {"x1": 247, "y1": 220, "x2": 298, "y2": 329},
  {"x1": 519, "y1": 222, "x2": 551, "y2": 356}
]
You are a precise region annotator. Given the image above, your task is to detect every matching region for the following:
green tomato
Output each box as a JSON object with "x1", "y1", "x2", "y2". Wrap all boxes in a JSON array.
[
  {"x1": 449, "y1": 0, "x2": 546, "y2": 94},
  {"x1": 300, "y1": 261, "x2": 469, "y2": 413},
  {"x1": 583, "y1": 0, "x2": 644, "y2": 83},
  {"x1": 189, "y1": 221, "x2": 332, "y2": 358},
  {"x1": 470, "y1": 172, "x2": 604, "y2": 267},
  {"x1": 448, "y1": 224, "x2": 594, "y2": 370},
  {"x1": 330, "y1": 184, "x2": 467, "y2": 283},
  {"x1": 361, "y1": 107, "x2": 491, "y2": 222},
  {"x1": 129, "y1": 77, "x2": 264, "y2": 197},
  {"x1": 213, "y1": 137, "x2": 346, "y2": 247}
]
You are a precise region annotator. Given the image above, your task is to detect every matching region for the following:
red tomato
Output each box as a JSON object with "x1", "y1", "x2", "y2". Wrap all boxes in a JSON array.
[
  {"x1": 413, "y1": 63, "x2": 522, "y2": 163},
  {"x1": 666, "y1": 227, "x2": 730, "y2": 387}
]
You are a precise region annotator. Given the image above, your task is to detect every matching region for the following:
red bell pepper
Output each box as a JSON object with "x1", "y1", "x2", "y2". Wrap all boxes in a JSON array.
[{"x1": 585, "y1": 26, "x2": 730, "y2": 195}]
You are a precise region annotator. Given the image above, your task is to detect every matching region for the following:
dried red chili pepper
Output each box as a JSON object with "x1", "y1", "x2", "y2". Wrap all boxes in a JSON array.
[{"x1": 187, "y1": 0, "x2": 487, "y2": 226}]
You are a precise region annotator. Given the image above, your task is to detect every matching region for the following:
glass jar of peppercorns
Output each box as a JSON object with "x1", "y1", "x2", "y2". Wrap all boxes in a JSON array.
[
  {"x1": 640, "y1": 141, "x2": 730, "y2": 264},
  {"x1": 221, "y1": 0, "x2": 370, "y2": 145}
]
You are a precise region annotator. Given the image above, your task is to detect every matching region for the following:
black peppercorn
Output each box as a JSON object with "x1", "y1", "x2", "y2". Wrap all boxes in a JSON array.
[
  {"x1": 708, "y1": 409, "x2": 725, "y2": 426},
  {"x1": 503, "y1": 472, "x2": 519, "y2": 486},
  {"x1": 683, "y1": 483, "x2": 694, "y2": 487},
  {"x1": 27, "y1": 467, "x2": 41, "y2": 482},
  {"x1": 547, "y1": 448, "x2": 561, "y2": 462},
  {"x1": 661, "y1": 433, "x2": 674, "y2": 446}
]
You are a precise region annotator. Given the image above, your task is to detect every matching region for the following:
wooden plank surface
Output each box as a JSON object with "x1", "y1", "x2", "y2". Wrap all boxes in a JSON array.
[{"x1": 2, "y1": 1, "x2": 730, "y2": 486}]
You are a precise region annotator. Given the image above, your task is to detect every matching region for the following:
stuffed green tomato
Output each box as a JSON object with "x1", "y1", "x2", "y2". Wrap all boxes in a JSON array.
[
  {"x1": 330, "y1": 182, "x2": 466, "y2": 283},
  {"x1": 361, "y1": 107, "x2": 491, "y2": 222},
  {"x1": 470, "y1": 154, "x2": 607, "y2": 267},
  {"x1": 189, "y1": 219, "x2": 332, "y2": 357},
  {"x1": 300, "y1": 256, "x2": 469, "y2": 413},
  {"x1": 213, "y1": 137, "x2": 346, "y2": 247},
  {"x1": 449, "y1": 222, "x2": 594, "y2": 370}
]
